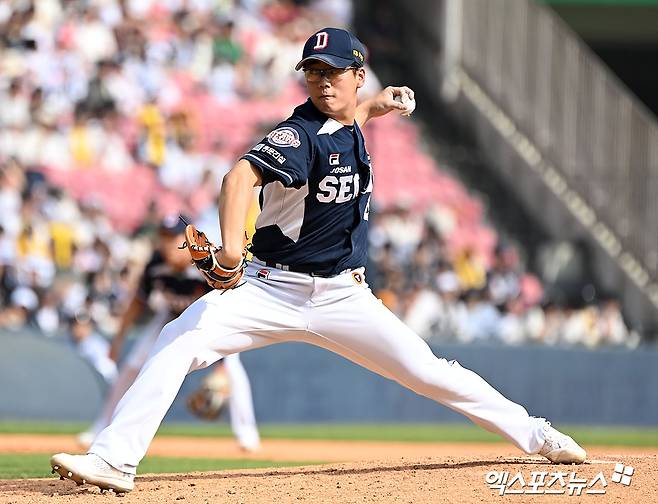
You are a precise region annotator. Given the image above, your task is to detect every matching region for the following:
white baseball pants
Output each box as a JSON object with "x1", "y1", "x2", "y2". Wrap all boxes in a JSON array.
[
  {"x1": 90, "y1": 263, "x2": 545, "y2": 473},
  {"x1": 88, "y1": 310, "x2": 259, "y2": 450}
]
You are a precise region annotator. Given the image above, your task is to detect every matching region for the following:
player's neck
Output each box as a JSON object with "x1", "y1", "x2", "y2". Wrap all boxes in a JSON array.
[
  {"x1": 331, "y1": 113, "x2": 355, "y2": 126},
  {"x1": 333, "y1": 98, "x2": 357, "y2": 125},
  {"x1": 311, "y1": 97, "x2": 357, "y2": 126},
  {"x1": 320, "y1": 106, "x2": 355, "y2": 125}
]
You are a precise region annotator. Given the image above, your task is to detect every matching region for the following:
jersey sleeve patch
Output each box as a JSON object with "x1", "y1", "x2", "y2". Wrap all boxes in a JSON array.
[
  {"x1": 267, "y1": 127, "x2": 301, "y2": 148},
  {"x1": 242, "y1": 122, "x2": 312, "y2": 188}
]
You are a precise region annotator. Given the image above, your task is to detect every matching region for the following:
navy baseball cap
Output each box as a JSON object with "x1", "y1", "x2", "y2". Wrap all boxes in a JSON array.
[
  {"x1": 159, "y1": 214, "x2": 187, "y2": 235},
  {"x1": 295, "y1": 27, "x2": 366, "y2": 71}
]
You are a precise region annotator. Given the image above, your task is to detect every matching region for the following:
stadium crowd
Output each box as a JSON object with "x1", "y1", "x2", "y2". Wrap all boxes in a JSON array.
[
  {"x1": 0, "y1": 0, "x2": 639, "y2": 351},
  {"x1": 368, "y1": 203, "x2": 637, "y2": 348}
]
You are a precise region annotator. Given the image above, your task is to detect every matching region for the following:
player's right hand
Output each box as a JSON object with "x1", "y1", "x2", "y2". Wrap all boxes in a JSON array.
[{"x1": 373, "y1": 86, "x2": 416, "y2": 117}]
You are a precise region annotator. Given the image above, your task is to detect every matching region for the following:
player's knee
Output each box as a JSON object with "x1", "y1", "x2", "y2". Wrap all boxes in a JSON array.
[
  {"x1": 396, "y1": 362, "x2": 434, "y2": 392},
  {"x1": 402, "y1": 358, "x2": 460, "y2": 395}
]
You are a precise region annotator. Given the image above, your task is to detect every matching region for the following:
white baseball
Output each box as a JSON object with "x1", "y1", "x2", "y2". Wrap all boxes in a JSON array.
[{"x1": 395, "y1": 94, "x2": 416, "y2": 116}]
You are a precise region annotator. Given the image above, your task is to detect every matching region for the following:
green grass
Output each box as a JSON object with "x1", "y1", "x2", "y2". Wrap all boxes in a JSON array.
[
  {"x1": 1, "y1": 421, "x2": 657, "y2": 446},
  {"x1": 0, "y1": 453, "x2": 320, "y2": 479},
  {"x1": 1, "y1": 422, "x2": 656, "y2": 480},
  {"x1": 161, "y1": 423, "x2": 504, "y2": 442}
]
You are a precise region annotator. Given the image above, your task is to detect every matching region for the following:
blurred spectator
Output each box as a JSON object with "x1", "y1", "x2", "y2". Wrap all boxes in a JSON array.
[
  {"x1": 455, "y1": 289, "x2": 500, "y2": 342},
  {"x1": 598, "y1": 298, "x2": 632, "y2": 346},
  {"x1": 71, "y1": 6, "x2": 117, "y2": 65},
  {"x1": 136, "y1": 99, "x2": 166, "y2": 166},
  {"x1": 213, "y1": 20, "x2": 243, "y2": 66},
  {"x1": 0, "y1": 224, "x2": 16, "y2": 276},
  {"x1": 0, "y1": 285, "x2": 38, "y2": 330},
  {"x1": 69, "y1": 105, "x2": 98, "y2": 168},
  {"x1": 15, "y1": 223, "x2": 55, "y2": 288},
  {"x1": 68, "y1": 310, "x2": 118, "y2": 384},
  {"x1": 403, "y1": 282, "x2": 442, "y2": 340},
  {"x1": 454, "y1": 247, "x2": 487, "y2": 291},
  {"x1": 0, "y1": 78, "x2": 30, "y2": 128},
  {"x1": 97, "y1": 113, "x2": 132, "y2": 172},
  {"x1": 35, "y1": 289, "x2": 60, "y2": 336},
  {"x1": 487, "y1": 246, "x2": 521, "y2": 306},
  {"x1": 158, "y1": 136, "x2": 205, "y2": 194}
]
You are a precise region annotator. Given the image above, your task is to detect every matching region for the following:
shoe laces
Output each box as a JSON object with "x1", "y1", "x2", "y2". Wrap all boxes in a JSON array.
[
  {"x1": 538, "y1": 419, "x2": 569, "y2": 451},
  {"x1": 88, "y1": 454, "x2": 133, "y2": 480}
]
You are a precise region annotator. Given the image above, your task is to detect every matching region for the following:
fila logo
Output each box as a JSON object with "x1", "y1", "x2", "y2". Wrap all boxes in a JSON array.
[
  {"x1": 329, "y1": 153, "x2": 340, "y2": 165},
  {"x1": 313, "y1": 32, "x2": 329, "y2": 50},
  {"x1": 256, "y1": 269, "x2": 270, "y2": 279}
]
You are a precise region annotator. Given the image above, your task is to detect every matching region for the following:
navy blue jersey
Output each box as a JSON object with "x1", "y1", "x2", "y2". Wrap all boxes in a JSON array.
[{"x1": 242, "y1": 99, "x2": 373, "y2": 276}]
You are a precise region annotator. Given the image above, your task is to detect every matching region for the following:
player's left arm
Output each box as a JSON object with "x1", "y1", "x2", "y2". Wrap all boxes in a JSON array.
[{"x1": 355, "y1": 86, "x2": 415, "y2": 127}]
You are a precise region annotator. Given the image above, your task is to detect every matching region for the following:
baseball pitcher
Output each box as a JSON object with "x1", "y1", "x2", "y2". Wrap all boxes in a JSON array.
[{"x1": 51, "y1": 28, "x2": 585, "y2": 493}]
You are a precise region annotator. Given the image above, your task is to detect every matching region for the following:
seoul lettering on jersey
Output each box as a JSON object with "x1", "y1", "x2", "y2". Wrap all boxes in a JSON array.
[{"x1": 317, "y1": 173, "x2": 360, "y2": 203}]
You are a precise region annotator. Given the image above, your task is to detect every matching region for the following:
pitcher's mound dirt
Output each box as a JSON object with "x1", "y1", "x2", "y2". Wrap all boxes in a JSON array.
[{"x1": 1, "y1": 452, "x2": 656, "y2": 504}]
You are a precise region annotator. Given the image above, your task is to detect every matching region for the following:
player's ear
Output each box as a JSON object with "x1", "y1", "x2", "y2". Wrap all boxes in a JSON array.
[{"x1": 355, "y1": 67, "x2": 365, "y2": 89}]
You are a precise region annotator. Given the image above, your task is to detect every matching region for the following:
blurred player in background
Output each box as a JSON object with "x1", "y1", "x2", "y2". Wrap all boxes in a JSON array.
[
  {"x1": 69, "y1": 310, "x2": 118, "y2": 386},
  {"x1": 77, "y1": 216, "x2": 260, "y2": 452}
]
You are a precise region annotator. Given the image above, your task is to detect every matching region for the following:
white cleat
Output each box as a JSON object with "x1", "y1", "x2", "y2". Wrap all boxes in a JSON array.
[
  {"x1": 239, "y1": 441, "x2": 261, "y2": 453},
  {"x1": 537, "y1": 420, "x2": 587, "y2": 464},
  {"x1": 237, "y1": 430, "x2": 261, "y2": 453},
  {"x1": 50, "y1": 453, "x2": 135, "y2": 493}
]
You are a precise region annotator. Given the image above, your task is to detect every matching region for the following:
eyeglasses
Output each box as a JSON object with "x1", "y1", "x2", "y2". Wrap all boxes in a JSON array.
[{"x1": 302, "y1": 67, "x2": 357, "y2": 82}]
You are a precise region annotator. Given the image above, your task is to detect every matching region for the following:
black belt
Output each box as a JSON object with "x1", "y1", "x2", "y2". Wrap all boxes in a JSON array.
[{"x1": 251, "y1": 257, "x2": 351, "y2": 278}]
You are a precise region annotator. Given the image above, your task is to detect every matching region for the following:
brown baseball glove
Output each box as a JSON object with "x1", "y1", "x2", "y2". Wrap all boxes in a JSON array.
[
  {"x1": 186, "y1": 370, "x2": 230, "y2": 421},
  {"x1": 180, "y1": 224, "x2": 245, "y2": 290}
]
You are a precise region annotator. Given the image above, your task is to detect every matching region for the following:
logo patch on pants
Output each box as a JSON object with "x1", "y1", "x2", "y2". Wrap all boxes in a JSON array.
[
  {"x1": 257, "y1": 269, "x2": 270, "y2": 279},
  {"x1": 352, "y1": 271, "x2": 363, "y2": 284}
]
